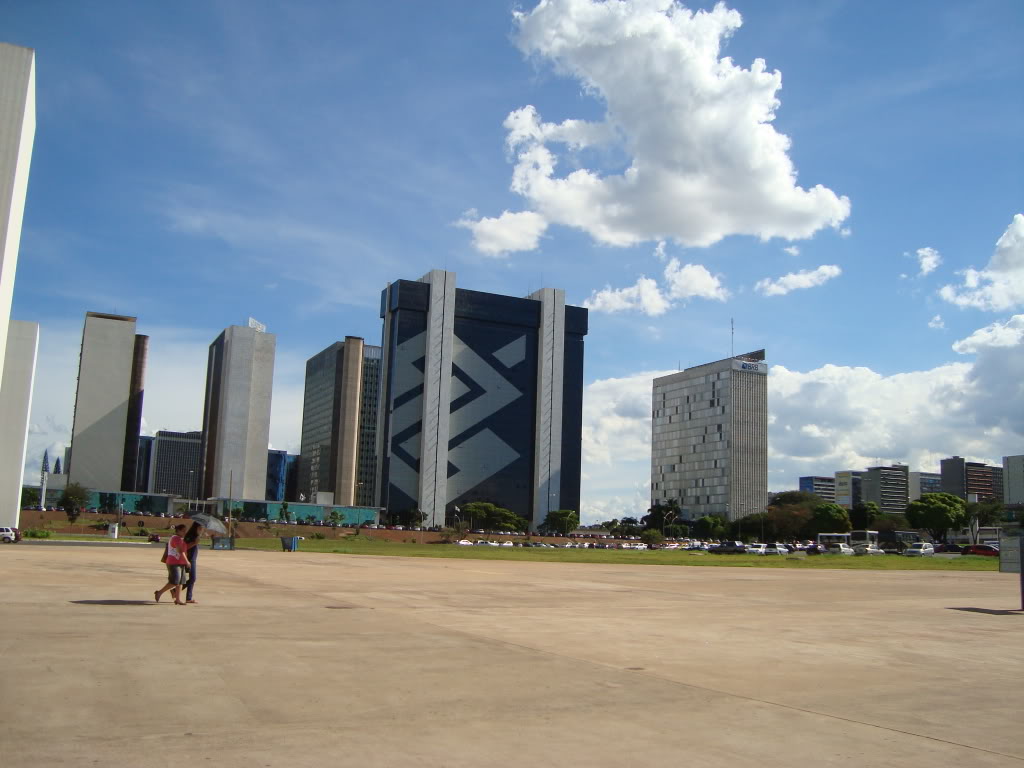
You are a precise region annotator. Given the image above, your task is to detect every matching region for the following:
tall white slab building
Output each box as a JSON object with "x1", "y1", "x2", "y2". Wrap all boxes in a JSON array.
[
  {"x1": 652, "y1": 350, "x2": 768, "y2": 522},
  {"x1": 0, "y1": 320, "x2": 38, "y2": 527},
  {"x1": 68, "y1": 312, "x2": 149, "y2": 491},
  {"x1": 199, "y1": 323, "x2": 276, "y2": 500},
  {"x1": 0, "y1": 44, "x2": 35, "y2": 382}
]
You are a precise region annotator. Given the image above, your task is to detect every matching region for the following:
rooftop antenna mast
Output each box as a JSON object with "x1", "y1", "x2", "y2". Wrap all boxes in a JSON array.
[{"x1": 730, "y1": 317, "x2": 734, "y2": 358}]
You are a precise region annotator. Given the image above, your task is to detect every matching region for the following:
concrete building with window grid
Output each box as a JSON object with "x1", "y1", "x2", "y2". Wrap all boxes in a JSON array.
[
  {"x1": 799, "y1": 476, "x2": 836, "y2": 502},
  {"x1": 1004, "y1": 455, "x2": 1024, "y2": 505},
  {"x1": 940, "y1": 456, "x2": 1004, "y2": 502},
  {"x1": 68, "y1": 312, "x2": 148, "y2": 492},
  {"x1": 908, "y1": 471, "x2": 941, "y2": 501},
  {"x1": 298, "y1": 338, "x2": 380, "y2": 507},
  {"x1": 376, "y1": 270, "x2": 587, "y2": 529},
  {"x1": 199, "y1": 323, "x2": 275, "y2": 500},
  {"x1": 148, "y1": 430, "x2": 202, "y2": 498},
  {"x1": 652, "y1": 350, "x2": 768, "y2": 522},
  {"x1": 861, "y1": 464, "x2": 909, "y2": 513}
]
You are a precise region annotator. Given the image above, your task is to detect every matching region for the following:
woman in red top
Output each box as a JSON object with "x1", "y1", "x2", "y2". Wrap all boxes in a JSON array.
[{"x1": 155, "y1": 524, "x2": 191, "y2": 605}]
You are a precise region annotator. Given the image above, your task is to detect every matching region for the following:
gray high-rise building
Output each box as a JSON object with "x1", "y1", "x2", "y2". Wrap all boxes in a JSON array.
[
  {"x1": 0, "y1": 44, "x2": 36, "y2": 529},
  {"x1": 68, "y1": 312, "x2": 148, "y2": 491},
  {"x1": 652, "y1": 350, "x2": 768, "y2": 522},
  {"x1": 861, "y1": 464, "x2": 909, "y2": 513},
  {"x1": 298, "y1": 337, "x2": 380, "y2": 507},
  {"x1": 199, "y1": 323, "x2": 275, "y2": 500},
  {"x1": 376, "y1": 270, "x2": 587, "y2": 529},
  {"x1": 1004, "y1": 455, "x2": 1024, "y2": 505},
  {"x1": 0, "y1": 44, "x2": 35, "y2": 384},
  {"x1": 940, "y1": 456, "x2": 1004, "y2": 502},
  {"x1": 0, "y1": 320, "x2": 38, "y2": 527}
]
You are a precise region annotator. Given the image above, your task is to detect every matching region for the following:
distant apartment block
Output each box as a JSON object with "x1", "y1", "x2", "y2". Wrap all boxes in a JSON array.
[
  {"x1": 940, "y1": 456, "x2": 1004, "y2": 502},
  {"x1": 652, "y1": 350, "x2": 768, "y2": 522},
  {"x1": 908, "y1": 471, "x2": 941, "y2": 501},
  {"x1": 799, "y1": 476, "x2": 836, "y2": 502},
  {"x1": 0, "y1": 44, "x2": 35, "y2": 383},
  {"x1": 0, "y1": 321, "x2": 37, "y2": 527},
  {"x1": 298, "y1": 337, "x2": 380, "y2": 507},
  {"x1": 862, "y1": 464, "x2": 909, "y2": 514},
  {"x1": 1003, "y1": 456, "x2": 1024, "y2": 505},
  {"x1": 200, "y1": 323, "x2": 276, "y2": 500},
  {"x1": 834, "y1": 470, "x2": 864, "y2": 510},
  {"x1": 147, "y1": 430, "x2": 202, "y2": 498},
  {"x1": 68, "y1": 312, "x2": 148, "y2": 491}
]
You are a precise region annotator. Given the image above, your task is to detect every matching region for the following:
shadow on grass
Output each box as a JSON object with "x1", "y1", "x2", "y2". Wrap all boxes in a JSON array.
[
  {"x1": 70, "y1": 600, "x2": 153, "y2": 606},
  {"x1": 947, "y1": 607, "x2": 1024, "y2": 616}
]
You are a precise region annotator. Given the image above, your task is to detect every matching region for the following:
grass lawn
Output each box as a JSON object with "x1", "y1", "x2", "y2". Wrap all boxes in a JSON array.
[{"x1": 233, "y1": 536, "x2": 1000, "y2": 571}]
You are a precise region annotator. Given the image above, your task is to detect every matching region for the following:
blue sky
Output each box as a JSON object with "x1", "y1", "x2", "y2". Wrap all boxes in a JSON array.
[{"x1": 5, "y1": 0, "x2": 1023, "y2": 522}]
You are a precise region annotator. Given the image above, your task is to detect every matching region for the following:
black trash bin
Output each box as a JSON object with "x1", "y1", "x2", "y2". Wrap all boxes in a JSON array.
[{"x1": 280, "y1": 536, "x2": 299, "y2": 552}]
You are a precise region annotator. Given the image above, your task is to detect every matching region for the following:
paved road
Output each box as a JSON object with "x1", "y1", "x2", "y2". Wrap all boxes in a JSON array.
[{"x1": 1, "y1": 546, "x2": 1021, "y2": 767}]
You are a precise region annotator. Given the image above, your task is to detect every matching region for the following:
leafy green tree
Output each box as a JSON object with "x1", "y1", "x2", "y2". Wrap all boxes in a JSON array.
[
  {"x1": 462, "y1": 501, "x2": 528, "y2": 532},
  {"x1": 279, "y1": 501, "x2": 291, "y2": 523},
  {"x1": 329, "y1": 509, "x2": 343, "y2": 526},
  {"x1": 617, "y1": 516, "x2": 642, "y2": 536},
  {"x1": 966, "y1": 500, "x2": 1004, "y2": 530},
  {"x1": 730, "y1": 512, "x2": 769, "y2": 542},
  {"x1": 872, "y1": 513, "x2": 909, "y2": 533},
  {"x1": 540, "y1": 509, "x2": 580, "y2": 536},
  {"x1": 803, "y1": 503, "x2": 852, "y2": 538},
  {"x1": 642, "y1": 499, "x2": 680, "y2": 532},
  {"x1": 60, "y1": 482, "x2": 91, "y2": 523},
  {"x1": 21, "y1": 487, "x2": 39, "y2": 508},
  {"x1": 906, "y1": 492, "x2": 967, "y2": 543},
  {"x1": 664, "y1": 523, "x2": 689, "y2": 539},
  {"x1": 765, "y1": 504, "x2": 811, "y2": 541},
  {"x1": 849, "y1": 501, "x2": 881, "y2": 529},
  {"x1": 769, "y1": 490, "x2": 823, "y2": 508},
  {"x1": 693, "y1": 515, "x2": 728, "y2": 540},
  {"x1": 640, "y1": 529, "x2": 665, "y2": 548}
]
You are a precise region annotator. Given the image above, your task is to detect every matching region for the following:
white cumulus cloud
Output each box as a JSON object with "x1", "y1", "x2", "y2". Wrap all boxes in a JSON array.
[
  {"x1": 584, "y1": 248, "x2": 727, "y2": 315},
  {"x1": 583, "y1": 276, "x2": 671, "y2": 316},
  {"x1": 664, "y1": 259, "x2": 730, "y2": 301},
  {"x1": 951, "y1": 314, "x2": 1024, "y2": 353},
  {"x1": 928, "y1": 314, "x2": 945, "y2": 330},
  {"x1": 916, "y1": 246, "x2": 942, "y2": 276},
  {"x1": 456, "y1": 209, "x2": 548, "y2": 257},
  {"x1": 461, "y1": 0, "x2": 850, "y2": 255},
  {"x1": 940, "y1": 214, "x2": 1024, "y2": 311},
  {"x1": 754, "y1": 264, "x2": 841, "y2": 296},
  {"x1": 783, "y1": 245, "x2": 800, "y2": 256}
]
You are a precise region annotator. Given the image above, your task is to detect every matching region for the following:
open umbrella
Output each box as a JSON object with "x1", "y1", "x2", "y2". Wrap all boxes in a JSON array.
[{"x1": 186, "y1": 512, "x2": 228, "y2": 535}]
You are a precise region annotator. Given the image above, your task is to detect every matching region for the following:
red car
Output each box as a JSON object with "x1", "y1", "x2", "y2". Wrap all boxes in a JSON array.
[{"x1": 961, "y1": 544, "x2": 999, "y2": 557}]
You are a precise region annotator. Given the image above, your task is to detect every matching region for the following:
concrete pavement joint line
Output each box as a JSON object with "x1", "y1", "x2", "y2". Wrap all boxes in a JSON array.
[{"x1": 405, "y1": 613, "x2": 1024, "y2": 762}]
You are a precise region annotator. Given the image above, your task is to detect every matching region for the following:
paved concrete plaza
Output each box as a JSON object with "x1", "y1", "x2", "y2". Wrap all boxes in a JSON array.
[{"x1": 1, "y1": 544, "x2": 1021, "y2": 767}]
